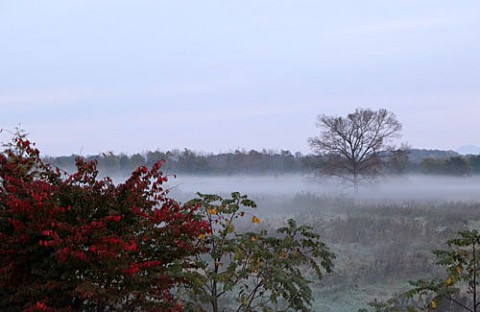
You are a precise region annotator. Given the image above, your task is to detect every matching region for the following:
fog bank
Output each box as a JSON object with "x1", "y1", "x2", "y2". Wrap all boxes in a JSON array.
[{"x1": 164, "y1": 174, "x2": 480, "y2": 202}]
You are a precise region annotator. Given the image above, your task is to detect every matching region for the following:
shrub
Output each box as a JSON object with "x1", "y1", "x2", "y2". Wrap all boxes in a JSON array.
[
  {"x1": 184, "y1": 192, "x2": 335, "y2": 312},
  {"x1": 0, "y1": 133, "x2": 209, "y2": 311}
]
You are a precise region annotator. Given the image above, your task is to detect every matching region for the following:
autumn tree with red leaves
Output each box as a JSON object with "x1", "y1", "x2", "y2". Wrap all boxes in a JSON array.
[{"x1": 0, "y1": 131, "x2": 209, "y2": 311}]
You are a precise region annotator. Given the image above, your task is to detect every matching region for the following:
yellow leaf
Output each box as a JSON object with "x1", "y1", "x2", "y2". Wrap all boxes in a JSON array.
[
  {"x1": 456, "y1": 265, "x2": 462, "y2": 274},
  {"x1": 241, "y1": 296, "x2": 248, "y2": 305},
  {"x1": 431, "y1": 299, "x2": 437, "y2": 309},
  {"x1": 208, "y1": 208, "x2": 217, "y2": 215},
  {"x1": 226, "y1": 224, "x2": 235, "y2": 233},
  {"x1": 445, "y1": 276, "x2": 453, "y2": 286},
  {"x1": 252, "y1": 216, "x2": 261, "y2": 224},
  {"x1": 198, "y1": 234, "x2": 206, "y2": 240}
]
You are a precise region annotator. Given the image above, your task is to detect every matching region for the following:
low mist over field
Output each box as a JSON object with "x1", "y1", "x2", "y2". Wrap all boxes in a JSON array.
[
  {"x1": 164, "y1": 174, "x2": 480, "y2": 202},
  {"x1": 158, "y1": 173, "x2": 480, "y2": 310}
]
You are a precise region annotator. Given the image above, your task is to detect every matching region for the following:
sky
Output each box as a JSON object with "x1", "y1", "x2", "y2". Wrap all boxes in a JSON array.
[{"x1": 1, "y1": 1, "x2": 480, "y2": 156}]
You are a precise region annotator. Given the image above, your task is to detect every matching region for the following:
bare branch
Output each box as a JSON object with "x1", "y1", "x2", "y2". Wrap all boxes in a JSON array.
[{"x1": 308, "y1": 108, "x2": 402, "y2": 191}]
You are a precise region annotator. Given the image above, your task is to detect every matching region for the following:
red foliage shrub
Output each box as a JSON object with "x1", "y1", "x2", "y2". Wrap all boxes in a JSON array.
[{"x1": 0, "y1": 134, "x2": 208, "y2": 311}]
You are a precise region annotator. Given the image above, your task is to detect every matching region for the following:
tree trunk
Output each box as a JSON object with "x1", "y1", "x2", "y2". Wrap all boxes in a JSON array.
[{"x1": 353, "y1": 173, "x2": 359, "y2": 194}]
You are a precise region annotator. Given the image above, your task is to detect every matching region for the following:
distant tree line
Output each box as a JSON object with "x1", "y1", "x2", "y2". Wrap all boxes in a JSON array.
[
  {"x1": 419, "y1": 154, "x2": 480, "y2": 176},
  {"x1": 44, "y1": 149, "x2": 310, "y2": 176},
  {"x1": 43, "y1": 148, "x2": 479, "y2": 177}
]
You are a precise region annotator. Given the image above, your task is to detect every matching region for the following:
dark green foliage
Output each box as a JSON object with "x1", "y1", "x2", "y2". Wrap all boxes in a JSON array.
[
  {"x1": 404, "y1": 230, "x2": 480, "y2": 311},
  {"x1": 184, "y1": 193, "x2": 335, "y2": 312},
  {"x1": 365, "y1": 230, "x2": 480, "y2": 311}
]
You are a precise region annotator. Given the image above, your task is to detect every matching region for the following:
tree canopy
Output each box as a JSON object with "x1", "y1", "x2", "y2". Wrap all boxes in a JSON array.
[{"x1": 308, "y1": 108, "x2": 403, "y2": 191}]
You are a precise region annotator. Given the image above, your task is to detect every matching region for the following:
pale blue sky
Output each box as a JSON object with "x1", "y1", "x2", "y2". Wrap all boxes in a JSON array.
[{"x1": 2, "y1": 1, "x2": 479, "y2": 155}]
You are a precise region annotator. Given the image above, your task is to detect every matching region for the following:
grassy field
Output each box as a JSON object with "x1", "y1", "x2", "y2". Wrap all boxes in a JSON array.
[
  {"x1": 263, "y1": 193, "x2": 480, "y2": 311},
  {"x1": 165, "y1": 174, "x2": 480, "y2": 311}
]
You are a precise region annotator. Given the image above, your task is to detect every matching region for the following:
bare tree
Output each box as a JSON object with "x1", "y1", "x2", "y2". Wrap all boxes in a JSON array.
[{"x1": 308, "y1": 108, "x2": 402, "y2": 192}]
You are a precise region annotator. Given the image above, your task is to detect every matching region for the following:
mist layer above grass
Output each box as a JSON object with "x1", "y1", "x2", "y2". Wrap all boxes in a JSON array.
[{"x1": 162, "y1": 174, "x2": 480, "y2": 202}]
